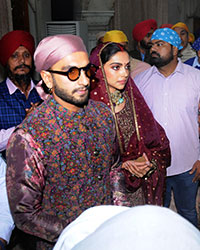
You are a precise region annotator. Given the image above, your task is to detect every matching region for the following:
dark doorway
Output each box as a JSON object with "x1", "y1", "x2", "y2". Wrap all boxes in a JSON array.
[
  {"x1": 194, "y1": 17, "x2": 200, "y2": 39},
  {"x1": 51, "y1": 0, "x2": 74, "y2": 21},
  {"x1": 11, "y1": 0, "x2": 29, "y2": 31}
]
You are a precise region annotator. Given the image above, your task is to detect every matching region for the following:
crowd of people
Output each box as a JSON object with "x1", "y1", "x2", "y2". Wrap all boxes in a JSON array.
[{"x1": 0, "y1": 18, "x2": 200, "y2": 250}]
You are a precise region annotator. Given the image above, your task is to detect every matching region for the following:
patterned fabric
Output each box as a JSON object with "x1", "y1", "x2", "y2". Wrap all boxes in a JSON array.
[
  {"x1": 151, "y1": 28, "x2": 183, "y2": 50},
  {"x1": 192, "y1": 37, "x2": 200, "y2": 51},
  {"x1": 90, "y1": 43, "x2": 171, "y2": 206},
  {"x1": 184, "y1": 57, "x2": 195, "y2": 66},
  {"x1": 6, "y1": 96, "x2": 119, "y2": 249},
  {"x1": 110, "y1": 99, "x2": 145, "y2": 206},
  {"x1": 0, "y1": 80, "x2": 41, "y2": 129},
  {"x1": 184, "y1": 56, "x2": 200, "y2": 70},
  {"x1": 116, "y1": 97, "x2": 135, "y2": 150}
]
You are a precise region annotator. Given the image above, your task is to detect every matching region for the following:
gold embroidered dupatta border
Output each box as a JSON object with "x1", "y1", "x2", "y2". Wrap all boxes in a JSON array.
[{"x1": 98, "y1": 43, "x2": 141, "y2": 155}]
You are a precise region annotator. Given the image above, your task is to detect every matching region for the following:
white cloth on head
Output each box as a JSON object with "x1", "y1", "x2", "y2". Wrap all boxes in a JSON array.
[
  {"x1": 180, "y1": 43, "x2": 196, "y2": 62},
  {"x1": 71, "y1": 205, "x2": 200, "y2": 250},
  {"x1": 53, "y1": 205, "x2": 129, "y2": 250}
]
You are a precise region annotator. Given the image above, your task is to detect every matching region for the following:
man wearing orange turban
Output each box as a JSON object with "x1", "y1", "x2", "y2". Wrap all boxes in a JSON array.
[
  {"x1": 130, "y1": 19, "x2": 157, "y2": 64},
  {"x1": 172, "y1": 22, "x2": 196, "y2": 62},
  {"x1": 0, "y1": 30, "x2": 42, "y2": 159}
]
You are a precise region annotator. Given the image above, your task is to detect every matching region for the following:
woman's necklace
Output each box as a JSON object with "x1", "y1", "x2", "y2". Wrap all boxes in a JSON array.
[{"x1": 110, "y1": 90, "x2": 124, "y2": 106}]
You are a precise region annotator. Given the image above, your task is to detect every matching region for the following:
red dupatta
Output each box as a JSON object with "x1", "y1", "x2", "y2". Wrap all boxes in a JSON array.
[{"x1": 89, "y1": 43, "x2": 171, "y2": 205}]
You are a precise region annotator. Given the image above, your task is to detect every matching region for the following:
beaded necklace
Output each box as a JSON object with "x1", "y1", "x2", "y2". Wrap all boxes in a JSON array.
[{"x1": 110, "y1": 90, "x2": 125, "y2": 106}]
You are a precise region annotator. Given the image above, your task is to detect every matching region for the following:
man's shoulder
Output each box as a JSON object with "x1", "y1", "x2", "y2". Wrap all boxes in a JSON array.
[
  {"x1": 88, "y1": 99, "x2": 113, "y2": 120},
  {"x1": 0, "y1": 80, "x2": 7, "y2": 89},
  {"x1": 181, "y1": 61, "x2": 200, "y2": 76},
  {"x1": 0, "y1": 80, "x2": 9, "y2": 98},
  {"x1": 89, "y1": 99, "x2": 110, "y2": 110},
  {"x1": 134, "y1": 66, "x2": 154, "y2": 83}
]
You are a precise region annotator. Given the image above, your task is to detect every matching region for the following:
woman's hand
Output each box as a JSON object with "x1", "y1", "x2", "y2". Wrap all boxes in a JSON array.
[{"x1": 122, "y1": 153, "x2": 152, "y2": 178}]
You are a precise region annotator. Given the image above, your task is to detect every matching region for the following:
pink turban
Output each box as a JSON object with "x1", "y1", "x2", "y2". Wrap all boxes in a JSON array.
[
  {"x1": 34, "y1": 34, "x2": 87, "y2": 73},
  {"x1": 0, "y1": 30, "x2": 35, "y2": 66}
]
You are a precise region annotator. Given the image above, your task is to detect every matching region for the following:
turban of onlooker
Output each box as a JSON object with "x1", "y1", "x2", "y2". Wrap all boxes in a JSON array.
[
  {"x1": 96, "y1": 31, "x2": 107, "y2": 42},
  {"x1": 0, "y1": 30, "x2": 35, "y2": 66},
  {"x1": 103, "y1": 30, "x2": 128, "y2": 43},
  {"x1": 159, "y1": 23, "x2": 173, "y2": 29},
  {"x1": 132, "y1": 19, "x2": 157, "y2": 42},
  {"x1": 192, "y1": 37, "x2": 200, "y2": 51},
  {"x1": 151, "y1": 28, "x2": 183, "y2": 50},
  {"x1": 172, "y1": 22, "x2": 194, "y2": 43},
  {"x1": 34, "y1": 34, "x2": 87, "y2": 73}
]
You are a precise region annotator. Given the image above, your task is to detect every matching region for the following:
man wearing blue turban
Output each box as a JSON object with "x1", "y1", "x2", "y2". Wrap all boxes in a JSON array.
[{"x1": 134, "y1": 28, "x2": 200, "y2": 227}]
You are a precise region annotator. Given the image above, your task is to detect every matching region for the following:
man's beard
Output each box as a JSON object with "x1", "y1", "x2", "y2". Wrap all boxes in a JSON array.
[
  {"x1": 140, "y1": 39, "x2": 151, "y2": 50},
  {"x1": 53, "y1": 76, "x2": 90, "y2": 108},
  {"x1": 149, "y1": 49, "x2": 174, "y2": 68},
  {"x1": 7, "y1": 64, "x2": 33, "y2": 88}
]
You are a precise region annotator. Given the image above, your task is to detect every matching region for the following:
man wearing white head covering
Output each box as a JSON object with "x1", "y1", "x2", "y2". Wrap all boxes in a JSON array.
[
  {"x1": 134, "y1": 28, "x2": 200, "y2": 227},
  {"x1": 57, "y1": 205, "x2": 200, "y2": 250},
  {"x1": 6, "y1": 34, "x2": 120, "y2": 249},
  {"x1": 53, "y1": 205, "x2": 129, "y2": 250}
]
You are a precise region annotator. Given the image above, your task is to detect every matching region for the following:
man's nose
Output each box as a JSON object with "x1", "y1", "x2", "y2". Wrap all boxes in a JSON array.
[
  {"x1": 150, "y1": 44, "x2": 157, "y2": 52},
  {"x1": 18, "y1": 55, "x2": 25, "y2": 63},
  {"x1": 78, "y1": 70, "x2": 90, "y2": 86}
]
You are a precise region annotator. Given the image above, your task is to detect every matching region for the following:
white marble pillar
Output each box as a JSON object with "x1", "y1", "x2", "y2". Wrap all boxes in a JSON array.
[
  {"x1": 80, "y1": 10, "x2": 114, "y2": 53},
  {"x1": 74, "y1": 0, "x2": 115, "y2": 52}
]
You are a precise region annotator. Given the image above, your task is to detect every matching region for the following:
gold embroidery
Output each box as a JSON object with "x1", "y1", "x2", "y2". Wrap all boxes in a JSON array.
[{"x1": 116, "y1": 97, "x2": 135, "y2": 150}]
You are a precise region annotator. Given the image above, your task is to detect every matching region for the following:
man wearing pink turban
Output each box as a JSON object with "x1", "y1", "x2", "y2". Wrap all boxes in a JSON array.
[
  {"x1": 6, "y1": 34, "x2": 120, "y2": 249},
  {"x1": 0, "y1": 30, "x2": 42, "y2": 159}
]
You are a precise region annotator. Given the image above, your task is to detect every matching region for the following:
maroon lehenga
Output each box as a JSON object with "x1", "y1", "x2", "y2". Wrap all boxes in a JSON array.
[{"x1": 90, "y1": 43, "x2": 171, "y2": 206}]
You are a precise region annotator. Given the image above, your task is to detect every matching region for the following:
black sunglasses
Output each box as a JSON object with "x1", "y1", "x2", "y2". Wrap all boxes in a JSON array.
[{"x1": 47, "y1": 63, "x2": 98, "y2": 81}]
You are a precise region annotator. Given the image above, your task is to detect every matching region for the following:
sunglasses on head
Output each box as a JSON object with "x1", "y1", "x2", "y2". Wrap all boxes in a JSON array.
[{"x1": 47, "y1": 63, "x2": 98, "y2": 81}]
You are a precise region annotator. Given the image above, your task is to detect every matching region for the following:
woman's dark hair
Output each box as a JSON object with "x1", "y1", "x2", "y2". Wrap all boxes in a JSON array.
[{"x1": 100, "y1": 43, "x2": 128, "y2": 64}]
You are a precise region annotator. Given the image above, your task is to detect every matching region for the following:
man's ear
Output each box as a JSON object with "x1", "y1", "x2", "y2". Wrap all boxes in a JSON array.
[
  {"x1": 172, "y1": 46, "x2": 179, "y2": 57},
  {"x1": 40, "y1": 70, "x2": 53, "y2": 90}
]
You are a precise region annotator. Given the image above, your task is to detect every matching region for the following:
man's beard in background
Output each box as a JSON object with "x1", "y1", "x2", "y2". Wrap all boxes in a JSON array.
[
  {"x1": 140, "y1": 39, "x2": 151, "y2": 50},
  {"x1": 6, "y1": 64, "x2": 33, "y2": 89}
]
